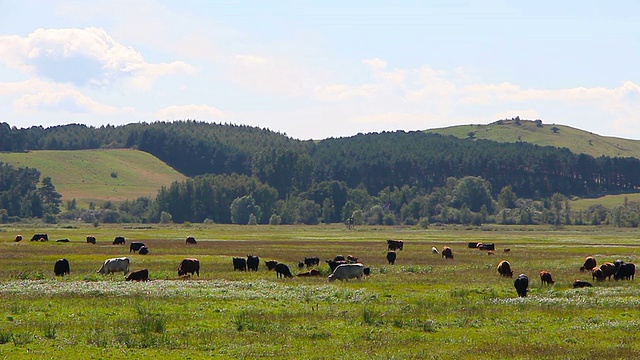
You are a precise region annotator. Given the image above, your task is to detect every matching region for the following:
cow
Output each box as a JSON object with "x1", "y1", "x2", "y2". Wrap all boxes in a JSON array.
[
  {"x1": 363, "y1": 267, "x2": 371, "y2": 276},
  {"x1": 326, "y1": 259, "x2": 348, "y2": 272},
  {"x1": 333, "y1": 255, "x2": 346, "y2": 262},
  {"x1": 97, "y1": 257, "x2": 130, "y2": 275},
  {"x1": 431, "y1": 247, "x2": 439, "y2": 254},
  {"x1": 31, "y1": 233, "x2": 48, "y2": 241},
  {"x1": 497, "y1": 260, "x2": 513, "y2": 277},
  {"x1": 386, "y1": 251, "x2": 397, "y2": 265},
  {"x1": 580, "y1": 256, "x2": 597, "y2": 272},
  {"x1": 265, "y1": 260, "x2": 278, "y2": 270},
  {"x1": 304, "y1": 256, "x2": 320, "y2": 268},
  {"x1": 468, "y1": 242, "x2": 478, "y2": 249},
  {"x1": 86, "y1": 236, "x2": 96, "y2": 244},
  {"x1": 298, "y1": 262, "x2": 305, "y2": 269},
  {"x1": 328, "y1": 263, "x2": 366, "y2": 282},
  {"x1": 112, "y1": 236, "x2": 126, "y2": 245},
  {"x1": 347, "y1": 255, "x2": 359, "y2": 263},
  {"x1": 126, "y1": 269, "x2": 149, "y2": 281},
  {"x1": 55, "y1": 238, "x2": 70, "y2": 243},
  {"x1": 129, "y1": 242, "x2": 145, "y2": 253},
  {"x1": 387, "y1": 239, "x2": 404, "y2": 251},
  {"x1": 186, "y1": 236, "x2": 197, "y2": 245},
  {"x1": 297, "y1": 269, "x2": 321, "y2": 277},
  {"x1": 233, "y1": 257, "x2": 247, "y2": 271},
  {"x1": 275, "y1": 263, "x2": 293, "y2": 278},
  {"x1": 247, "y1": 255, "x2": 260, "y2": 271},
  {"x1": 504, "y1": 248, "x2": 511, "y2": 253},
  {"x1": 592, "y1": 262, "x2": 616, "y2": 281},
  {"x1": 441, "y1": 246, "x2": 453, "y2": 259},
  {"x1": 138, "y1": 246, "x2": 149, "y2": 255},
  {"x1": 54, "y1": 259, "x2": 70, "y2": 276},
  {"x1": 478, "y1": 243, "x2": 495, "y2": 251},
  {"x1": 573, "y1": 280, "x2": 593, "y2": 288},
  {"x1": 514, "y1": 274, "x2": 529, "y2": 297},
  {"x1": 14, "y1": 235, "x2": 22, "y2": 242},
  {"x1": 178, "y1": 258, "x2": 200, "y2": 276},
  {"x1": 614, "y1": 259, "x2": 625, "y2": 271},
  {"x1": 614, "y1": 263, "x2": 635, "y2": 281},
  {"x1": 539, "y1": 270, "x2": 555, "y2": 285}
]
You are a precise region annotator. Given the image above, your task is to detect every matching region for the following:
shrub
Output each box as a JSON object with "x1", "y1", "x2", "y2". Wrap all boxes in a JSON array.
[{"x1": 269, "y1": 214, "x2": 282, "y2": 225}]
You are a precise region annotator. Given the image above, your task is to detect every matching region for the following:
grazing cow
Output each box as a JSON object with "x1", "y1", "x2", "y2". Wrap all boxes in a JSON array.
[
  {"x1": 31, "y1": 233, "x2": 48, "y2": 241},
  {"x1": 326, "y1": 259, "x2": 348, "y2": 272},
  {"x1": 54, "y1": 259, "x2": 70, "y2": 276},
  {"x1": 573, "y1": 280, "x2": 593, "y2": 288},
  {"x1": 97, "y1": 257, "x2": 130, "y2": 275},
  {"x1": 468, "y1": 242, "x2": 478, "y2": 249},
  {"x1": 129, "y1": 242, "x2": 145, "y2": 253},
  {"x1": 333, "y1": 255, "x2": 346, "y2": 262},
  {"x1": 275, "y1": 263, "x2": 293, "y2": 278},
  {"x1": 112, "y1": 236, "x2": 126, "y2": 245},
  {"x1": 178, "y1": 258, "x2": 200, "y2": 276},
  {"x1": 233, "y1": 257, "x2": 247, "y2": 271},
  {"x1": 592, "y1": 262, "x2": 616, "y2": 281},
  {"x1": 298, "y1": 262, "x2": 305, "y2": 269},
  {"x1": 86, "y1": 236, "x2": 96, "y2": 244},
  {"x1": 514, "y1": 274, "x2": 529, "y2": 297},
  {"x1": 580, "y1": 256, "x2": 597, "y2": 272},
  {"x1": 14, "y1": 235, "x2": 22, "y2": 242},
  {"x1": 186, "y1": 236, "x2": 197, "y2": 245},
  {"x1": 328, "y1": 263, "x2": 366, "y2": 282},
  {"x1": 614, "y1": 263, "x2": 635, "y2": 281},
  {"x1": 297, "y1": 269, "x2": 321, "y2": 277},
  {"x1": 347, "y1": 255, "x2": 359, "y2": 263},
  {"x1": 386, "y1": 251, "x2": 397, "y2": 265},
  {"x1": 431, "y1": 247, "x2": 439, "y2": 254},
  {"x1": 126, "y1": 269, "x2": 149, "y2": 281},
  {"x1": 497, "y1": 260, "x2": 513, "y2": 277},
  {"x1": 247, "y1": 255, "x2": 260, "y2": 271},
  {"x1": 441, "y1": 246, "x2": 453, "y2": 259},
  {"x1": 55, "y1": 238, "x2": 70, "y2": 243},
  {"x1": 304, "y1": 256, "x2": 320, "y2": 268},
  {"x1": 539, "y1": 270, "x2": 555, "y2": 285},
  {"x1": 387, "y1": 239, "x2": 404, "y2": 251},
  {"x1": 265, "y1": 260, "x2": 278, "y2": 270},
  {"x1": 138, "y1": 246, "x2": 149, "y2": 255}
]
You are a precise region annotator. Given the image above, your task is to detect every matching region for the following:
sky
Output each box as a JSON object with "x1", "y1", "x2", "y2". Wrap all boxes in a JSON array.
[{"x1": 0, "y1": 1, "x2": 639, "y2": 140}]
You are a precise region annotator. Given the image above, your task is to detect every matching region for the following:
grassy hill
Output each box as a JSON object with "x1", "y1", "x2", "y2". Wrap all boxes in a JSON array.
[
  {"x1": 426, "y1": 119, "x2": 640, "y2": 159},
  {"x1": 0, "y1": 149, "x2": 187, "y2": 207}
]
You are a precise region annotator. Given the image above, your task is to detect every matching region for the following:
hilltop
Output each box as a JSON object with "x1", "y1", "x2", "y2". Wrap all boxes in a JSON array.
[
  {"x1": 425, "y1": 119, "x2": 640, "y2": 159},
  {"x1": 0, "y1": 149, "x2": 186, "y2": 206}
]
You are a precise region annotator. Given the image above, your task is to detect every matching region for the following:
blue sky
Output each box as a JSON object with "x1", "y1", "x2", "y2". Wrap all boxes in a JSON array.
[{"x1": 0, "y1": 0, "x2": 638, "y2": 140}]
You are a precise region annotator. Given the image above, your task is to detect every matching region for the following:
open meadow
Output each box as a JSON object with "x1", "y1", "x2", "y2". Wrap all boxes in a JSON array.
[{"x1": 1, "y1": 223, "x2": 640, "y2": 359}]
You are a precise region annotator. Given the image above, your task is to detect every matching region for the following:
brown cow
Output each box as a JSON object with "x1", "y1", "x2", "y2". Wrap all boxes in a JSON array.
[
  {"x1": 580, "y1": 256, "x2": 597, "y2": 272},
  {"x1": 297, "y1": 269, "x2": 321, "y2": 277},
  {"x1": 539, "y1": 270, "x2": 555, "y2": 285},
  {"x1": 441, "y1": 246, "x2": 453, "y2": 259},
  {"x1": 186, "y1": 236, "x2": 197, "y2": 245},
  {"x1": 14, "y1": 235, "x2": 22, "y2": 242},
  {"x1": 178, "y1": 258, "x2": 200, "y2": 276},
  {"x1": 497, "y1": 260, "x2": 513, "y2": 277},
  {"x1": 592, "y1": 262, "x2": 616, "y2": 281}
]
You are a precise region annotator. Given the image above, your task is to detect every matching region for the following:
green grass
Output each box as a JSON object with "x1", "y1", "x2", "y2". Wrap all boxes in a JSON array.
[
  {"x1": 0, "y1": 149, "x2": 187, "y2": 207},
  {"x1": 1, "y1": 223, "x2": 640, "y2": 358}
]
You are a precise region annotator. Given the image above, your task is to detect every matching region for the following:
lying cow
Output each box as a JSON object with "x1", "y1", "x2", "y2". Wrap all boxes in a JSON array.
[
  {"x1": 54, "y1": 258, "x2": 70, "y2": 276},
  {"x1": 573, "y1": 280, "x2": 593, "y2": 288},
  {"x1": 328, "y1": 263, "x2": 366, "y2": 282},
  {"x1": 55, "y1": 238, "x2": 70, "y2": 243},
  {"x1": 97, "y1": 257, "x2": 130, "y2": 275},
  {"x1": 514, "y1": 274, "x2": 529, "y2": 297},
  {"x1": 126, "y1": 269, "x2": 149, "y2": 281},
  {"x1": 297, "y1": 269, "x2": 321, "y2": 277},
  {"x1": 178, "y1": 258, "x2": 200, "y2": 276},
  {"x1": 497, "y1": 260, "x2": 513, "y2": 277}
]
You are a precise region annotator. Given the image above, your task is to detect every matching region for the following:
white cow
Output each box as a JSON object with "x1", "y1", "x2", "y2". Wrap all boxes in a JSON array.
[
  {"x1": 431, "y1": 247, "x2": 439, "y2": 254},
  {"x1": 328, "y1": 263, "x2": 365, "y2": 282},
  {"x1": 97, "y1": 257, "x2": 130, "y2": 275}
]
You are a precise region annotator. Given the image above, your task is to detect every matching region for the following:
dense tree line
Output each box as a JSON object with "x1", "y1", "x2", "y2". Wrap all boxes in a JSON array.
[{"x1": 0, "y1": 161, "x2": 61, "y2": 222}]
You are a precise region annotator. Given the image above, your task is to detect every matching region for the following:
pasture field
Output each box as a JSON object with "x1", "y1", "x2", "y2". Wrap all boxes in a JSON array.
[{"x1": 1, "y1": 224, "x2": 640, "y2": 359}]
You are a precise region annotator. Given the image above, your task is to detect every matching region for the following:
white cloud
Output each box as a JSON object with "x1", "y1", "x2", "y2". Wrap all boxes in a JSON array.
[{"x1": 156, "y1": 104, "x2": 229, "y2": 121}]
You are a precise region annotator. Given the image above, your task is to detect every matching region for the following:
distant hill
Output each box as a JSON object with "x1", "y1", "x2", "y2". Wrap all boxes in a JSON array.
[
  {"x1": 0, "y1": 149, "x2": 187, "y2": 207},
  {"x1": 425, "y1": 119, "x2": 640, "y2": 159}
]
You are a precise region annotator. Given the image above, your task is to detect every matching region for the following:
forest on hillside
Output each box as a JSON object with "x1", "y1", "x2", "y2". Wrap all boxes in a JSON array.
[{"x1": 3, "y1": 121, "x2": 640, "y2": 227}]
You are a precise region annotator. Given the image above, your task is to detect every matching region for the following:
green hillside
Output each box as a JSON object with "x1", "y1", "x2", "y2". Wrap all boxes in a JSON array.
[
  {"x1": 0, "y1": 149, "x2": 187, "y2": 207},
  {"x1": 426, "y1": 119, "x2": 640, "y2": 159}
]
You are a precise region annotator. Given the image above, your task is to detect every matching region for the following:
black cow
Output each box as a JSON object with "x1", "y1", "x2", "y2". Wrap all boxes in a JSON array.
[
  {"x1": 247, "y1": 255, "x2": 260, "y2": 271},
  {"x1": 178, "y1": 258, "x2": 200, "y2": 276},
  {"x1": 304, "y1": 256, "x2": 320, "y2": 267},
  {"x1": 514, "y1": 274, "x2": 529, "y2": 297},
  {"x1": 333, "y1": 255, "x2": 346, "y2": 262},
  {"x1": 233, "y1": 257, "x2": 247, "y2": 271},
  {"x1": 138, "y1": 246, "x2": 149, "y2": 255},
  {"x1": 31, "y1": 233, "x2": 48, "y2": 241},
  {"x1": 186, "y1": 236, "x2": 197, "y2": 245},
  {"x1": 265, "y1": 260, "x2": 278, "y2": 270},
  {"x1": 441, "y1": 246, "x2": 454, "y2": 259},
  {"x1": 386, "y1": 251, "x2": 397, "y2": 265},
  {"x1": 387, "y1": 239, "x2": 404, "y2": 251},
  {"x1": 126, "y1": 269, "x2": 149, "y2": 281},
  {"x1": 129, "y1": 241, "x2": 145, "y2": 253},
  {"x1": 113, "y1": 236, "x2": 126, "y2": 245},
  {"x1": 55, "y1": 238, "x2": 70, "y2": 243},
  {"x1": 614, "y1": 263, "x2": 635, "y2": 281},
  {"x1": 86, "y1": 236, "x2": 96, "y2": 244},
  {"x1": 326, "y1": 259, "x2": 348, "y2": 272},
  {"x1": 573, "y1": 280, "x2": 593, "y2": 288},
  {"x1": 54, "y1": 259, "x2": 70, "y2": 276},
  {"x1": 363, "y1": 267, "x2": 371, "y2": 276},
  {"x1": 275, "y1": 263, "x2": 293, "y2": 278},
  {"x1": 468, "y1": 242, "x2": 478, "y2": 249}
]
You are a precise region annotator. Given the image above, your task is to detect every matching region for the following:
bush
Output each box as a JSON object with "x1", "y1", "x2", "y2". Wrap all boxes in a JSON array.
[
  {"x1": 248, "y1": 213, "x2": 257, "y2": 225},
  {"x1": 382, "y1": 214, "x2": 395, "y2": 226},
  {"x1": 418, "y1": 217, "x2": 429, "y2": 229},
  {"x1": 269, "y1": 214, "x2": 282, "y2": 225}
]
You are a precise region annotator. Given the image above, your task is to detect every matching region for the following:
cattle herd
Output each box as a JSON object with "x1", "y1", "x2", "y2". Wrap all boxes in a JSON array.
[{"x1": 11, "y1": 234, "x2": 638, "y2": 296}]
